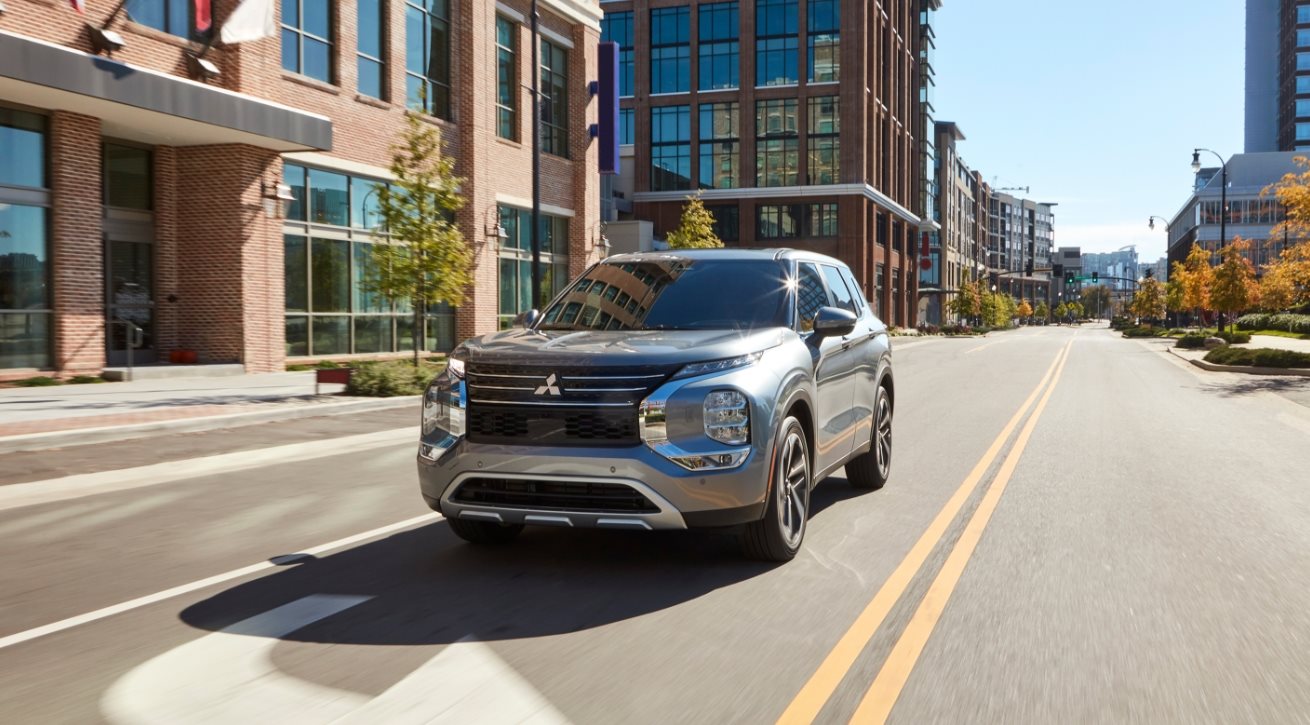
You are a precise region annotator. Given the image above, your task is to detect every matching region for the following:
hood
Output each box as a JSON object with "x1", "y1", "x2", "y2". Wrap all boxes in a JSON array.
[{"x1": 458, "y1": 327, "x2": 792, "y2": 368}]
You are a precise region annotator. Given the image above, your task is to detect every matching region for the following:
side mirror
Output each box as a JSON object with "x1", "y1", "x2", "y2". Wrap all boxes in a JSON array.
[
  {"x1": 512, "y1": 309, "x2": 541, "y2": 329},
  {"x1": 813, "y1": 306, "x2": 857, "y2": 338}
]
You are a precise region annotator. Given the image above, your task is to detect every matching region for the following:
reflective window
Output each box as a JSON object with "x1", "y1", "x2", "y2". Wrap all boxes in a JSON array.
[
  {"x1": 619, "y1": 108, "x2": 634, "y2": 145},
  {"x1": 795, "y1": 262, "x2": 827, "y2": 331},
  {"x1": 496, "y1": 17, "x2": 517, "y2": 140},
  {"x1": 1298, "y1": 122, "x2": 1310, "y2": 141},
  {"x1": 706, "y1": 204, "x2": 739, "y2": 242},
  {"x1": 808, "y1": 0, "x2": 839, "y2": 82},
  {"x1": 284, "y1": 235, "x2": 308, "y2": 312},
  {"x1": 0, "y1": 108, "x2": 45, "y2": 189},
  {"x1": 311, "y1": 238, "x2": 350, "y2": 312},
  {"x1": 822, "y1": 264, "x2": 856, "y2": 313},
  {"x1": 541, "y1": 40, "x2": 569, "y2": 157},
  {"x1": 699, "y1": 2, "x2": 739, "y2": 91},
  {"x1": 756, "y1": 99, "x2": 798, "y2": 186},
  {"x1": 127, "y1": 0, "x2": 198, "y2": 39},
  {"x1": 651, "y1": 7, "x2": 690, "y2": 94},
  {"x1": 756, "y1": 0, "x2": 798, "y2": 86},
  {"x1": 406, "y1": 0, "x2": 452, "y2": 118},
  {"x1": 807, "y1": 96, "x2": 839, "y2": 184},
  {"x1": 358, "y1": 0, "x2": 386, "y2": 98},
  {"x1": 282, "y1": 0, "x2": 333, "y2": 82},
  {"x1": 497, "y1": 207, "x2": 569, "y2": 327},
  {"x1": 601, "y1": 12, "x2": 634, "y2": 97},
  {"x1": 809, "y1": 203, "x2": 838, "y2": 237},
  {"x1": 699, "y1": 102, "x2": 739, "y2": 189},
  {"x1": 1299, "y1": 51, "x2": 1310, "y2": 71},
  {"x1": 309, "y1": 169, "x2": 349, "y2": 226},
  {"x1": 103, "y1": 144, "x2": 152, "y2": 210},
  {"x1": 1301, "y1": 5, "x2": 1310, "y2": 24},
  {"x1": 651, "y1": 105, "x2": 692, "y2": 190},
  {"x1": 758, "y1": 203, "x2": 836, "y2": 238},
  {"x1": 1299, "y1": 75, "x2": 1310, "y2": 94},
  {"x1": 1298, "y1": 99, "x2": 1310, "y2": 118}
]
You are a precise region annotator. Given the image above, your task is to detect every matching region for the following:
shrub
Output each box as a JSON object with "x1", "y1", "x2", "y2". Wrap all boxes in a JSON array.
[
  {"x1": 1215, "y1": 330, "x2": 1251, "y2": 344},
  {"x1": 941, "y1": 324, "x2": 978, "y2": 335},
  {"x1": 286, "y1": 364, "x2": 314, "y2": 372},
  {"x1": 1121, "y1": 326, "x2": 1167, "y2": 338},
  {"x1": 67, "y1": 375, "x2": 106, "y2": 384},
  {"x1": 1235, "y1": 313, "x2": 1271, "y2": 331},
  {"x1": 1240, "y1": 313, "x2": 1310, "y2": 334},
  {"x1": 345, "y1": 361, "x2": 430, "y2": 397},
  {"x1": 1110, "y1": 316, "x2": 1135, "y2": 331},
  {"x1": 14, "y1": 376, "x2": 62, "y2": 387},
  {"x1": 313, "y1": 360, "x2": 343, "y2": 369},
  {"x1": 916, "y1": 323, "x2": 941, "y2": 335},
  {"x1": 1203, "y1": 347, "x2": 1310, "y2": 368},
  {"x1": 1175, "y1": 334, "x2": 1208, "y2": 349}
]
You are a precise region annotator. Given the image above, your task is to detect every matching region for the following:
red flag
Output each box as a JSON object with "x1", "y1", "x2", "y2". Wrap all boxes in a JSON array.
[
  {"x1": 69, "y1": 0, "x2": 85, "y2": 13},
  {"x1": 195, "y1": 0, "x2": 212, "y2": 31}
]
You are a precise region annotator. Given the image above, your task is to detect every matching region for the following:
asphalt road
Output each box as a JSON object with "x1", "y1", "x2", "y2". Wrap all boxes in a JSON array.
[{"x1": 3, "y1": 325, "x2": 1310, "y2": 724}]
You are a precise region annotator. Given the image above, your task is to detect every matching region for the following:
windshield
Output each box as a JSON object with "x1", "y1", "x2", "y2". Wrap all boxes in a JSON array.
[{"x1": 537, "y1": 258, "x2": 792, "y2": 332}]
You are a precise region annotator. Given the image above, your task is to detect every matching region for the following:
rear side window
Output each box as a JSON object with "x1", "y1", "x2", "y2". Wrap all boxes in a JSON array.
[
  {"x1": 838, "y1": 266, "x2": 870, "y2": 317},
  {"x1": 821, "y1": 265, "x2": 858, "y2": 314},
  {"x1": 795, "y1": 262, "x2": 829, "y2": 332}
]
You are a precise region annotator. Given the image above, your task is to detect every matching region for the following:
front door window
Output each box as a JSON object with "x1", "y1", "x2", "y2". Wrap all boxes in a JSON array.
[{"x1": 107, "y1": 240, "x2": 154, "y2": 362}]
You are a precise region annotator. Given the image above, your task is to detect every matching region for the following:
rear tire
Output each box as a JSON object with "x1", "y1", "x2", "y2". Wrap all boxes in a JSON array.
[
  {"x1": 742, "y1": 417, "x2": 811, "y2": 562},
  {"x1": 447, "y1": 517, "x2": 524, "y2": 545},
  {"x1": 846, "y1": 384, "x2": 892, "y2": 491}
]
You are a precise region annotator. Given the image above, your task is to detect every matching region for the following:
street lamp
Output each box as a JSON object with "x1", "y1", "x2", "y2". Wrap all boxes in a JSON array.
[{"x1": 1192, "y1": 148, "x2": 1228, "y2": 330}]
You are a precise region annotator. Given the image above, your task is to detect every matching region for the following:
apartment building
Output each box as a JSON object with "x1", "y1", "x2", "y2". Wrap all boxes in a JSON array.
[
  {"x1": 1246, "y1": 0, "x2": 1310, "y2": 151},
  {"x1": 0, "y1": 0, "x2": 603, "y2": 378}
]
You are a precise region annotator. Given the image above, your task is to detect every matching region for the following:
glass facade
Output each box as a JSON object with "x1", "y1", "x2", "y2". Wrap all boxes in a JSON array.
[
  {"x1": 405, "y1": 0, "x2": 452, "y2": 118},
  {"x1": 496, "y1": 17, "x2": 517, "y2": 140},
  {"x1": 541, "y1": 40, "x2": 570, "y2": 158},
  {"x1": 652, "y1": 105, "x2": 692, "y2": 190},
  {"x1": 699, "y1": 2, "x2": 739, "y2": 91},
  {"x1": 757, "y1": 203, "x2": 837, "y2": 239},
  {"x1": 601, "y1": 12, "x2": 635, "y2": 97},
  {"x1": 0, "y1": 108, "x2": 49, "y2": 369},
  {"x1": 282, "y1": 163, "x2": 454, "y2": 357},
  {"x1": 357, "y1": 0, "x2": 386, "y2": 99},
  {"x1": 127, "y1": 0, "x2": 199, "y2": 39},
  {"x1": 807, "y1": 0, "x2": 839, "y2": 82},
  {"x1": 756, "y1": 99, "x2": 798, "y2": 186},
  {"x1": 807, "y1": 96, "x2": 839, "y2": 184},
  {"x1": 282, "y1": 0, "x2": 333, "y2": 82},
  {"x1": 497, "y1": 207, "x2": 570, "y2": 328},
  {"x1": 756, "y1": 0, "x2": 798, "y2": 86},
  {"x1": 699, "y1": 102, "x2": 739, "y2": 189},
  {"x1": 651, "y1": 7, "x2": 690, "y2": 94}
]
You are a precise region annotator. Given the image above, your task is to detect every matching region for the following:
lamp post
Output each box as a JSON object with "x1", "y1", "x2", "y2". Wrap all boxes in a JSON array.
[
  {"x1": 1148, "y1": 215, "x2": 1171, "y2": 326},
  {"x1": 1192, "y1": 148, "x2": 1228, "y2": 331}
]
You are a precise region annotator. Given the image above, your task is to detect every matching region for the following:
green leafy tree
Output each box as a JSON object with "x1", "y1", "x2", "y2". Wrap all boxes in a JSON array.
[
  {"x1": 1081, "y1": 285, "x2": 1112, "y2": 319},
  {"x1": 1210, "y1": 238, "x2": 1259, "y2": 333},
  {"x1": 1034, "y1": 300, "x2": 1050, "y2": 322},
  {"x1": 665, "y1": 194, "x2": 723, "y2": 249},
  {"x1": 1054, "y1": 302, "x2": 1068, "y2": 322},
  {"x1": 1131, "y1": 277, "x2": 1166, "y2": 325},
  {"x1": 365, "y1": 103, "x2": 472, "y2": 365},
  {"x1": 949, "y1": 274, "x2": 982, "y2": 323}
]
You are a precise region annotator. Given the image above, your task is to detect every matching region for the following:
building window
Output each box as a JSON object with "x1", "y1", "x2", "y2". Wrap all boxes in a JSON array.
[
  {"x1": 283, "y1": 164, "x2": 454, "y2": 356},
  {"x1": 699, "y1": 2, "x2": 739, "y2": 91},
  {"x1": 756, "y1": 0, "x2": 797, "y2": 86},
  {"x1": 103, "y1": 144, "x2": 152, "y2": 210},
  {"x1": 699, "y1": 102, "x2": 739, "y2": 189},
  {"x1": 756, "y1": 98, "x2": 798, "y2": 186},
  {"x1": 405, "y1": 0, "x2": 452, "y2": 119},
  {"x1": 807, "y1": 96, "x2": 839, "y2": 184},
  {"x1": 807, "y1": 0, "x2": 839, "y2": 82},
  {"x1": 1298, "y1": 122, "x2": 1310, "y2": 141},
  {"x1": 0, "y1": 108, "x2": 50, "y2": 370},
  {"x1": 619, "y1": 108, "x2": 634, "y2": 145},
  {"x1": 357, "y1": 0, "x2": 386, "y2": 98},
  {"x1": 127, "y1": 0, "x2": 200, "y2": 38},
  {"x1": 601, "y1": 11, "x2": 634, "y2": 97},
  {"x1": 497, "y1": 206, "x2": 569, "y2": 327},
  {"x1": 706, "y1": 204, "x2": 739, "y2": 242},
  {"x1": 651, "y1": 7, "x2": 690, "y2": 94},
  {"x1": 1300, "y1": 29, "x2": 1310, "y2": 48},
  {"x1": 496, "y1": 17, "x2": 517, "y2": 140},
  {"x1": 756, "y1": 203, "x2": 836, "y2": 239},
  {"x1": 1299, "y1": 76, "x2": 1310, "y2": 94},
  {"x1": 1301, "y1": 5, "x2": 1310, "y2": 24},
  {"x1": 651, "y1": 105, "x2": 691, "y2": 190},
  {"x1": 541, "y1": 40, "x2": 570, "y2": 158},
  {"x1": 1298, "y1": 99, "x2": 1310, "y2": 118},
  {"x1": 282, "y1": 0, "x2": 333, "y2": 82},
  {"x1": 1300, "y1": 51, "x2": 1310, "y2": 71}
]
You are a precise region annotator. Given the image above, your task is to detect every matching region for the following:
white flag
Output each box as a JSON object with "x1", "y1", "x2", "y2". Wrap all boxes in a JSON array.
[{"x1": 220, "y1": 0, "x2": 276, "y2": 44}]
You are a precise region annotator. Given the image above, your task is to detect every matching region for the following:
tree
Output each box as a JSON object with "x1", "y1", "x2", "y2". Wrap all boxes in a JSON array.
[
  {"x1": 1034, "y1": 300, "x2": 1050, "y2": 322},
  {"x1": 1180, "y1": 243, "x2": 1214, "y2": 327},
  {"x1": 1261, "y1": 241, "x2": 1310, "y2": 310},
  {"x1": 1259, "y1": 263, "x2": 1298, "y2": 312},
  {"x1": 1131, "y1": 277, "x2": 1166, "y2": 325},
  {"x1": 1017, "y1": 299, "x2": 1033, "y2": 320},
  {"x1": 1166, "y1": 262, "x2": 1187, "y2": 318},
  {"x1": 366, "y1": 104, "x2": 472, "y2": 366},
  {"x1": 1054, "y1": 302, "x2": 1068, "y2": 322},
  {"x1": 1209, "y1": 238, "x2": 1260, "y2": 332},
  {"x1": 665, "y1": 194, "x2": 723, "y2": 249},
  {"x1": 1080, "y1": 284, "x2": 1112, "y2": 319},
  {"x1": 949, "y1": 272, "x2": 981, "y2": 323}
]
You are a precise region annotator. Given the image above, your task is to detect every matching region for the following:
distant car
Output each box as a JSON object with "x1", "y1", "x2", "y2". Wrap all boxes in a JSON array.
[{"x1": 418, "y1": 249, "x2": 894, "y2": 561}]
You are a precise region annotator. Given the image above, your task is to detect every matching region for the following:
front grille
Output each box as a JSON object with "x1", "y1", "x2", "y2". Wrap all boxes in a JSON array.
[
  {"x1": 465, "y1": 362, "x2": 677, "y2": 447},
  {"x1": 451, "y1": 477, "x2": 659, "y2": 514}
]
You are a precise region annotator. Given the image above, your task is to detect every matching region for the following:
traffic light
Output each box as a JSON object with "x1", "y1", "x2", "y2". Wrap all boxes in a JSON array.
[
  {"x1": 1025, "y1": 259, "x2": 1034, "y2": 277},
  {"x1": 1092, "y1": 272, "x2": 1099, "y2": 283},
  {"x1": 1144, "y1": 267, "x2": 1154, "y2": 279},
  {"x1": 1065, "y1": 271, "x2": 1075, "y2": 285}
]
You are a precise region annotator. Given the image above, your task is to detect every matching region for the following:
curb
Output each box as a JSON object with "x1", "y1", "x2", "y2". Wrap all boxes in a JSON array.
[
  {"x1": 1166, "y1": 347, "x2": 1310, "y2": 377},
  {"x1": 0, "y1": 396, "x2": 421, "y2": 455}
]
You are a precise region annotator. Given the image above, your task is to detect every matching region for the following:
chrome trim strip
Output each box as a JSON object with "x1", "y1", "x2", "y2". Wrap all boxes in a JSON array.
[
  {"x1": 467, "y1": 372, "x2": 547, "y2": 380},
  {"x1": 560, "y1": 374, "x2": 668, "y2": 381},
  {"x1": 524, "y1": 515, "x2": 574, "y2": 527},
  {"x1": 596, "y1": 518, "x2": 653, "y2": 530},
  {"x1": 468, "y1": 384, "x2": 537, "y2": 391},
  {"x1": 563, "y1": 386, "x2": 650, "y2": 393},
  {"x1": 440, "y1": 472, "x2": 687, "y2": 530},
  {"x1": 460, "y1": 510, "x2": 504, "y2": 523},
  {"x1": 469, "y1": 399, "x2": 634, "y2": 408}
]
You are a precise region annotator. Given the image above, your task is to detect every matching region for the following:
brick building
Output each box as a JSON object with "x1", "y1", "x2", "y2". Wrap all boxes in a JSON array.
[
  {"x1": 0, "y1": 0, "x2": 603, "y2": 379},
  {"x1": 600, "y1": 0, "x2": 941, "y2": 327}
]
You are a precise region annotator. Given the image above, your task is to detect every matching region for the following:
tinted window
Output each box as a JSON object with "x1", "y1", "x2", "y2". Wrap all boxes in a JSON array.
[
  {"x1": 838, "y1": 266, "x2": 870, "y2": 317},
  {"x1": 795, "y1": 262, "x2": 828, "y2": 332},
  {"x1": 821, "y1": 265, "x2": 857, "y2": 314},
  {"x1": 539, "y1": 258, "x2": 790, "y2": 331}
]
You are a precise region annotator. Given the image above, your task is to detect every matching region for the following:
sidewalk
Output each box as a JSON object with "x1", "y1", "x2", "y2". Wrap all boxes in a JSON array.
[
  {"x1": 1248, "y1": 334, "x2": 1310, "y2": 354},
  {"x1": 0, "y1": 372, "x2": 417, "y2": 453}
]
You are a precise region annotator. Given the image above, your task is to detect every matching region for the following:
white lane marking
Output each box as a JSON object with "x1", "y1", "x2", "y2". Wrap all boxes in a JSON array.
[
  {"x1": 102, "y1": 595, "x2": 374, "y2": 725},
  {"x1": 101, "y1": 596, "x2": 569, "y2": 725},
  {"x1": 0, "y1": 514, "x2": 438, "y2": 651},
  {"x1": 0, "y1": 427, "x2": 418, "y2": 513},
  {"x1": 888, "y1": 338, "x2": 939, "y2": 352}
]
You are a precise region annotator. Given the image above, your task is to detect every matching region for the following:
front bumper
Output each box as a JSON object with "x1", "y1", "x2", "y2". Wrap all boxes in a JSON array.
[{"x1": 417, "y1": 439, "x2": 770, "y2": 530}]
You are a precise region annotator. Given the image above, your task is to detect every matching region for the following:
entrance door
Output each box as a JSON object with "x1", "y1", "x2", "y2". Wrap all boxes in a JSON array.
[{"x1": 106, "y1": 239, "x2": 154, "y2": 366}]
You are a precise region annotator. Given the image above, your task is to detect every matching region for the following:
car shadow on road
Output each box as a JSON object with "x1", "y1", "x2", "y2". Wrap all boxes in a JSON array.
[{"x1": 179, "y1": 479, "x2": 877, "y2": 646}]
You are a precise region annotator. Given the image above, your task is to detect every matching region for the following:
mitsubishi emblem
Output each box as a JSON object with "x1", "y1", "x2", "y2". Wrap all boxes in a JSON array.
[{"x1": 534, "y1": 373, "x2": 562, "y2": 396}]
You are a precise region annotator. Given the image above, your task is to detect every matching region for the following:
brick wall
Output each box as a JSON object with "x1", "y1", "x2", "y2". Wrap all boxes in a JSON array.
[{"x1": 49, "y1": 112, "x2": 105, "y2": 375}]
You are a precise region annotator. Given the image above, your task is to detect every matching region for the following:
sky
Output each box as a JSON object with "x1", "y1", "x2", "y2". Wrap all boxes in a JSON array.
[{"x1": 932, "y1": 0, "x2": 1245, "y2": 263}]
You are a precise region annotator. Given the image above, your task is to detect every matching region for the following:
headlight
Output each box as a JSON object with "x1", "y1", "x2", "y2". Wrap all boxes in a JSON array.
[
  {"x1": 704, "y1": 390, "x2": 749, "y2": 445},
  {"x1": 420, "y1": 361, "x2": 466, "y2": 458},
  {"x1": 673, "y1": 351, "x2": 763, "y2": 380}
]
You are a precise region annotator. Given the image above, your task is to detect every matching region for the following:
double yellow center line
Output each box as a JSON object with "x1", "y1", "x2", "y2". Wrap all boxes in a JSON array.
[{"x1": 778, "y1": 339, "x2": 1075, "y2": 725}]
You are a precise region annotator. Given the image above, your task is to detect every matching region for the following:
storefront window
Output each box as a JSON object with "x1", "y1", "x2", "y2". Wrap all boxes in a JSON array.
[
  {"x1": 497, "y1": 206, "x2": 569, "y2": 328},
  {"x1": 0, "y1": 108, "x2": 45, "y2": 189},
  {"x1": 309, "y1": 169, "x2": 349, "y2": 226},
  {"x1": 1, "y1": 108, "x2": 49, "y2": 369}
]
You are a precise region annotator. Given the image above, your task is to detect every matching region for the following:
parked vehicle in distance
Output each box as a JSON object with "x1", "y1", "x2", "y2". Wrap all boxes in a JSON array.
[{"x1": 418, "y1": 249, "x2": 894, "y2": 561}]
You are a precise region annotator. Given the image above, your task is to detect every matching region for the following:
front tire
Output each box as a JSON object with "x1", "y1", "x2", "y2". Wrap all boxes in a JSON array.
[
  {"x1": 846, "y1": 384, "x2": 892, "y2": 490},
  {"x1": 742, "y1": 417, "x2": 811, "y2": 562},
  {"x1": 447, "y1": 517, "x2": 524, "y2": 545}
]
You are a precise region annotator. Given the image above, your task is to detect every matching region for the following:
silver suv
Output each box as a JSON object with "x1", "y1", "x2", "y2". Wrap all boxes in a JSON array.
[{"x1": 418, "y1": 249, "x2": 894, "y2": 561}]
